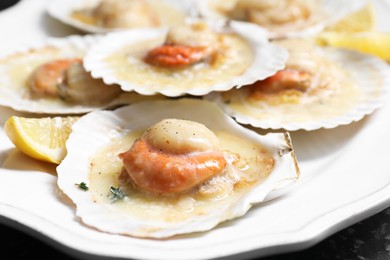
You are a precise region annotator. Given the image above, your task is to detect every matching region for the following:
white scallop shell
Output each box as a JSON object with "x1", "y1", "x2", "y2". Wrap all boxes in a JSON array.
[
  {"x1": 84, "y1": 19, "x2": 288, "y2": 97},
  {"x1": 47, "y1": 0, "x2": 198, "y2": 34},
  {"x1": 57, "y1": 98, "x2": 300, "y2": 238},
  {"x1": 205, "y1": 47, "x2": 390, "y2": 131},
  {"x1": 197, "y1": 0, "x2": 368, "y2": 39},
  {"x1": 0, "y1": 35, "x2": 163, "y2": 114}
]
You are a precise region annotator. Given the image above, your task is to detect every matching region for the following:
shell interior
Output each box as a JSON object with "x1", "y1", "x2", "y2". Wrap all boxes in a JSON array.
[
  {"x1": 197, "y1": 0, "x2": 368, "y2": 39},
  {"x1": 205, "y1": 46, "x2": 390, "y2": 131},
  {"x1": 47, "y1": 0, "x2": 198, "y2": 34},
  {"x1": 57, "y1": 98, "x2": 300, "y2": 238},
  {"x1": 0, "y1": 35, "x2": 162, "y2": 114},
  {"x1": 83, "y1": 18, "x2": 288, "y2": 97}
]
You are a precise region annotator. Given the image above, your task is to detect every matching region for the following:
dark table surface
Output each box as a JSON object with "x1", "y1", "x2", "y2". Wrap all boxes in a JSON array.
[
  {"x1": 2, "y1": 0, "x2": 390, "y2": 260},
  {"x1": 2, "y1": 205, "x2": 390, "y2": 260}
]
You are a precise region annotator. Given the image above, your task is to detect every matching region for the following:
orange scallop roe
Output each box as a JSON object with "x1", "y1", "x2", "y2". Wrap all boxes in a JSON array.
[
  {"x1": 144, "y1": 44, "x2": 209, "y2": 68},
  {"x1": 251, "y1": 69, "x2": 312, "y2": 93},
  {"x1": 28, "y1": 58, "x2": 82, "y2": 96},
  {"x1": 119, "y1": 138, "x2": 227, "y2": 194}
]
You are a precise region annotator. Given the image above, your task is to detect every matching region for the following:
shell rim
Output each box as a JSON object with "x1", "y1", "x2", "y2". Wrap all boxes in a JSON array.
[
  {"x1": 56, "y1": 98, "x2": 300, "y2": 238},
  {"x1": 47, "y1": 0, "x2": 199, "y2": 34},
  {"x1": 196, "y1": 0, "x2": 368, "y2": 39},
  {"x1": 83, "y1": 18, "x2": 288, "y2": 97},
  {"x1": 204, "y1": 46, "x2": 390, "y2": 131},
  {"x1": 0, "y1": 34, "x2": 161, "y2": 114}
]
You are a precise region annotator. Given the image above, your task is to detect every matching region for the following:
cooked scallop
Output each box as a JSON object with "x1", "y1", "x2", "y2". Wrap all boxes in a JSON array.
[
  {"x1": 0, "y1": 35, "x2": 163, "y2": 114},
  {"x1": 84, "y1": 18, "x2": 288, "y2": 97},
  {"x1": 47, "y1": 0, "x2": 196, "y2": 34},
  {"x1": 197, "y1": 0, "x2": 367, "y2": 38},
  {"x1": 205, "y1": 38, "x2": 390, "y2": 131},
  {"x1": 56, "y1": 98, "x2": 300, "y2": 238}
]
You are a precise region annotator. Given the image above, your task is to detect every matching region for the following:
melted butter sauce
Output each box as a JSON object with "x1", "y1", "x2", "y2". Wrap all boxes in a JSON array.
[
  {"x1": 0, "y1": 46, "x2": 84, "y2": 105},
  {"x1": 210, "y1": 0, "x2": 325, "y2": 35},
  {"x1": 89, "y1": 129, "x2": 274, "y2": 222},
  {"x1": 71, "y1": 0, "x2": 186, "y2": 28},
  {"x1": 220, "y1": 40, "x2": 363, "y2": 124},
  {"x1": 103, "y1": 33, "x2": 252, "y2": 93}
]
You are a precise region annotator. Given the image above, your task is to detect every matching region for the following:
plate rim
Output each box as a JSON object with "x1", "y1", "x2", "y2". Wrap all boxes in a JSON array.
[{"x1": 1, "y1": 0, "x2": 390, "y2": 259}]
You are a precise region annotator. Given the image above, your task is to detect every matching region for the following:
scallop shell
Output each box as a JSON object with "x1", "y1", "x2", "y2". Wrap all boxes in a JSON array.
[
  {"x1": 197, "y1": 0, "x2": 368, "y2": 39},
  {"x1": 47, "y1": 0, "x2": 198, "y2": 34},
  {"x1": 205, "y1": 46, "x2": 390, "y2": 131},
  {"x1": 84, "y1": 19, "x2": 288, "y2": 97},
  {"x1": 56, "y1": 98, "x2": 300, "y2": 238},
  {"x1": 0, "y1": 35, "x2": 162, "y2": 114}
]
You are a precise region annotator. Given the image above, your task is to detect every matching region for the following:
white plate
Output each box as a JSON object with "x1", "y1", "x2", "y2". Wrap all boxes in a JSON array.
[{"x1": 1, "y1": 0, "x2": 390, "y2": 259}]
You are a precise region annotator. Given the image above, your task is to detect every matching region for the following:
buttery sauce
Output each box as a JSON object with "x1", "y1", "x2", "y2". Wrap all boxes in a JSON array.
[
  {"x1": 221, "y1": 81, "x2": 360, "y2": 124},
  {"x1": 219, "y1": 39, "x2": 362, "y2": 124},
  {"x1": 103, "y1": 33, "x2": 253, "y2": 93},
  {"x1": 88, "y1": 128, "x2": 274, "y2": 223},
  {"x1": 207, "y1": 0, "x2": 324, "y2": 36},
  {"x1": 71, "y1": 0, "x2": 186, "y2": 29},
  {"x1": 0, "y1": 46, "x2": 84, "y2": 104}
]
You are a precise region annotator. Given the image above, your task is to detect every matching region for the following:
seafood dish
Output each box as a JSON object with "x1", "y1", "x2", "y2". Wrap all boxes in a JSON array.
[
  {"x1": 57, "y1": 98, "x2": 300, "y2": 238},
  {"x1": 83, "y1": 18, "x2": 288, "y2": 96},
  {"x1": 47, "y1": 0, "x2": 197, "y2": 33},
  {"x1": 197, "y1": 0, "x2": 367, "y2": 38},
  {"x1": 3, "y1": 0, "x2": 389, "y2": 250},
  {"x1": 205, "y1": 38, "x2": 390, "y2": 131},
  {"x1": 0, "y1": 35, "x2": 162, "y2": 114}
]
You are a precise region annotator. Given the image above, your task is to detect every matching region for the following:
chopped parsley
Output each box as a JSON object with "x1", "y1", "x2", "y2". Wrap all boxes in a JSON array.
[{"x1": 75, "y1": 182, "x2": 89, "y2": 191}]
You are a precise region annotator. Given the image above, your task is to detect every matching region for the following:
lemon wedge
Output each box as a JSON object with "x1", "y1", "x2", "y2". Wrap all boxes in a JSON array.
[
  {"x1": 4, "y1": 116, "x2": 79, "y2": 164},
  {"x1": 316, "y1": 31, "x2": 390, "y2": 61},
  {"x1": 317, "y1": 1, "x2": 390, "y2": 62},
  {"x1": 325, "y1": 1, "x2": 375, "y2": 33}
]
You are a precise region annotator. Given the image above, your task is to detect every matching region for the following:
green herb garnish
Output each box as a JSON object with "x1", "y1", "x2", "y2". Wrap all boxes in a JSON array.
[
  {"x1": 75, "y1": 182, "x2": 89, "y2": 191},
  {"x1": 109, "y1": 186, "x2": 126, "y2": 203}
]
